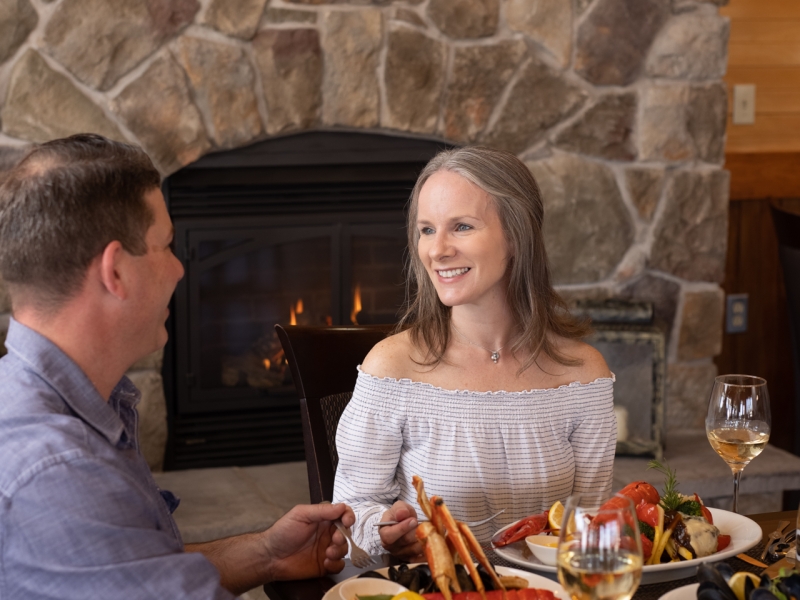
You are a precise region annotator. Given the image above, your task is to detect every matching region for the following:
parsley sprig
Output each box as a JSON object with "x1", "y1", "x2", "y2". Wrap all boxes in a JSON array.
[{"x1": 647, "y1": 459, "x2": 684, "y2": 511}]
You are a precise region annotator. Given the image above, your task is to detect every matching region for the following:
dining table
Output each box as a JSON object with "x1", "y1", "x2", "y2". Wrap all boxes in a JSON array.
[{"x1": 263, "y1": 509, "x2": 796, "y2": 600}]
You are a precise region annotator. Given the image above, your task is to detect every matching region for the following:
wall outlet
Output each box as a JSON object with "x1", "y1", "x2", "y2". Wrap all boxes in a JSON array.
[
  {"x1": 733, "y1": 84, "x2": 756, "y2": 124},
  {"x1": 726, "y1": 293, "x2": 749, "y2": 334}
]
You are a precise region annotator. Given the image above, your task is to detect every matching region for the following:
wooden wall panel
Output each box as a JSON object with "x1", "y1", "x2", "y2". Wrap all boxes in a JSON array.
[
  {"x1": 722, "y1": 0, "x2": 800, "y2": 19},
  {"x1": 720, "y1": 0, "x2": 800, "y2": 153},
  {"x1": 726, "y1": 152, "x2": 800, "y2": 199},
  {"x1": 715, "y1": 197, "x2": 800, "y2": 454}
]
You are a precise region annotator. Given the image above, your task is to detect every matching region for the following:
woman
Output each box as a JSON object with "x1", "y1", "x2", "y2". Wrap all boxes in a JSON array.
[{"x1": 332, "y1": 146, "x2": 616, "y2": 559}]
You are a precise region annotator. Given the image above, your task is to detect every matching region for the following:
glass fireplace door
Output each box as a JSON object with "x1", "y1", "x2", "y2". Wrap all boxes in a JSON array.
[{"x1": 176, "y1": 223, "x2": 340, "y2": 413}]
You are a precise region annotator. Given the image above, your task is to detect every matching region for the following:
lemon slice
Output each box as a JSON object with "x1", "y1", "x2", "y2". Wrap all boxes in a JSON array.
[
  {"x1": 391, "y1": 591, "x2": 426, "y2": 600},
  {"x1": 728, "y1": 571, "x2": 760, "y2": 600},
  {"x1": 548, "y1": 500, "x2": 565, "y2": 531}
]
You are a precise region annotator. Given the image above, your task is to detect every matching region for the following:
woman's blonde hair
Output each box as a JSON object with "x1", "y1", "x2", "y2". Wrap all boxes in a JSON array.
[{"x1": 395, "y1": 145, "x2": 590, "y2": 372}]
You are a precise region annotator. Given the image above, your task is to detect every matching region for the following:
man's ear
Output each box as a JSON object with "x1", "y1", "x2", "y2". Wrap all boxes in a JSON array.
[{"x1": 98, "y1": 241, "x2": 127, "y2": 300}]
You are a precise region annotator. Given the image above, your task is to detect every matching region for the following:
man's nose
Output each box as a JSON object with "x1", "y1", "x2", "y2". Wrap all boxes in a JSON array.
[{"x1": 174, "y1": 254, "x2": 185, "y2": 281}]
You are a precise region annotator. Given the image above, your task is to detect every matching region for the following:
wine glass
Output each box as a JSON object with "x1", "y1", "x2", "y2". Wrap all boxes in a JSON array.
[
  {"x1": 557, "y1": 494, "x2": 643, "y2": 600},
  {"x1": 705, "y1": 374, "x2": 771, "y2": 514}
]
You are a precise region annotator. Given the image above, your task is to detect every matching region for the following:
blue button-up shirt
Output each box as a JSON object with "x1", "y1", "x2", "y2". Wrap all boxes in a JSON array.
[{"x1": 0, "y1": 319, "x2": 233, "y2": 599}]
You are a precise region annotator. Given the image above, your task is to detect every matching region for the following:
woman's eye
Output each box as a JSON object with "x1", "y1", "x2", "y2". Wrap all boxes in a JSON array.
[
  {"x1": 420, "y1": 227, "x2": 434, "y2": 235},
  {"x1": 455, "y1": 223, "x2": 472, "y2": 232}
]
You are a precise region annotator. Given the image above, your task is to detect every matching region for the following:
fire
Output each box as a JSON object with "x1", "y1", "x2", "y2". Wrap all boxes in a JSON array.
[
  {"x1": 263, "y1": 358, "x2": 271, "y2": 370},
  {"x1": 350, "y1": 283, "x2": 362, "y2": 325},
  {"x1": 296, "y1": 299, "x2": 303, "y2": 314},
  {"x1": 289, "y1": 305, "x2": 296, "y2": 326}
]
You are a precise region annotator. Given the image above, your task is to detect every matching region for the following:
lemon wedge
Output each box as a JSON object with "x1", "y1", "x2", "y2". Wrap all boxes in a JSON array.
[
  {"x1": 548, "y1": 500, "x2": 564, "y2": 531},
  {"x1": 391, "y1": 591, "x2": 426, "y2": 600},
  {"x1": 728, "y1": 571, "x2": 760, "y2": 600}
]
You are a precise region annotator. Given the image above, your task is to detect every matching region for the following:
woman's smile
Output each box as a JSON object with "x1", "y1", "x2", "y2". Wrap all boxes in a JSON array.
[{"x1": 417, "y1": 170, "x2": 510, "y2": 308}]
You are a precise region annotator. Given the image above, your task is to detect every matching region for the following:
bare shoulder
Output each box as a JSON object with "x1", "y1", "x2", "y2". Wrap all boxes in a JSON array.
[
  {"x1": 360, "y1": 330, "x2": 419, "y2": 380},
  {"x1": 553, "y1": 337, "x2": 612, "y2": 384}
]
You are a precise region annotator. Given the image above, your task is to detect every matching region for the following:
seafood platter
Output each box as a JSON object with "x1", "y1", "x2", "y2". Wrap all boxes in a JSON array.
[
  {"x1": 328, "y1": 476, "x2": 569, "y2": 600},
  {"x1": 657, "y1": 563, "x2": 799, "y2": 600},
  {"x1": 491, "y1": 463, "x2": 762, "y2": 585}
]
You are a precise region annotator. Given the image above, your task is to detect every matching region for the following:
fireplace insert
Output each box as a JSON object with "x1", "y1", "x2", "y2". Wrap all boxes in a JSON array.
[{"x1": 162, "y1": 131, "x2": 449, "y2": 470}]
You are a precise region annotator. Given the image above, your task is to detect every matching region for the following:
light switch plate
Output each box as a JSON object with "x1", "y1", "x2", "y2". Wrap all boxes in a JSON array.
[
  {"x1": 733, "y1": 84, "x2": 756, "y2": 124},
  {"x1": 726, "y1": 293, "x2": 749, "y2": 333}
]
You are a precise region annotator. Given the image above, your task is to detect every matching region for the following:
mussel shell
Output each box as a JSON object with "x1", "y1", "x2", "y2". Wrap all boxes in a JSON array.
[
  {"x1": 715, "y1": 564, "x2": 735, "y2": 582},
  {"x1": 696, "y1": 564, "x2": 738, "y2": 600},
  {"x1": 698, "y1": 581, "x2": 735, "y2": 600},
  {"x1": 358, "y1": 570, "x2": 390, "y2": 580},
  {"x1": 760, "y1": 575, "x2": 772, "y2": 589},
  {"x1": 396, "y1": 567, "x2": 421, "y2": 592},
  {"x1": 744, "y1": 575, "x2": 756, "y2": 600},
  {"x1": 777, "y1": 574, "x2": 800, "y2": 600},
  {"x1": 387, "y1": 566, "x2": 400, "y2": 582},
  {"x1": 750, "y1": 588, "x2": 781, "y2": 600},
  {"x1": 455, "y1": 564, "x2": 475, "y2": 592},
  {"x1": 477, "y1": 563, "x2": 499, "y2": 591}
]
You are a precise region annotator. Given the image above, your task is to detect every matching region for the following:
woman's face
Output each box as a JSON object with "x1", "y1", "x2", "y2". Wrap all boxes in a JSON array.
[{"x1": 416, "y1": 170, "x2": 512, "y2": 310}]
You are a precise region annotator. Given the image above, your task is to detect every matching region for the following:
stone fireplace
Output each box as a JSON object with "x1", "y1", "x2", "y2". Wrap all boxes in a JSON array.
[{"x1": 0, "y1": 0, "x2": 730, "y2": 472}]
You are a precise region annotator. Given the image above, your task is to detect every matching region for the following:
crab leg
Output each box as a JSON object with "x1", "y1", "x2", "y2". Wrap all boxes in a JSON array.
[
  {"x1": 459, "y1": 521, "x2": 507, "y2": 600},
  {"x1": 416, "y1": 521, "x2": 461, "y2": 600},
  {"x1": 414, "y1": 475, "x2": 446, "y2": 535},
  {"x1": 412, "y1": 475, "x2": 433, "y2": 519},
  {"x1": 434, "y1": 498, "x2": 489, "y2": 600}
]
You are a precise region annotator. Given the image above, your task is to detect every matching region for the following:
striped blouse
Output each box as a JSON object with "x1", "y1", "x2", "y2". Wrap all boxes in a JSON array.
[{"x1": 332, "y1": 367, "x2": 617, "y2": 556}]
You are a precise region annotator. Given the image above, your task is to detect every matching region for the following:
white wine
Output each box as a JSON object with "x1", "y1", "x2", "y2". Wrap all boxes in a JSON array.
[
  {"x1": 557, "y1": 549, "x2": 642, "y2": 600},
  {"x1": 707, "y1": 427, "x2": 769, "y2": 467}
]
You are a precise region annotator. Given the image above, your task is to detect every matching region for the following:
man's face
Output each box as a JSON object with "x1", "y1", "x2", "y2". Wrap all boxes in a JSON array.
[{"x1": 126, "y1": 188, "x2": 184, "y2": 356}]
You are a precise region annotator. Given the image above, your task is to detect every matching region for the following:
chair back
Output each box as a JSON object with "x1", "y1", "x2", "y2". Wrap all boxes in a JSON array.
[
  {"x1": 770, "y1": 203, "x2": 800, "y2": 454},
  {"x1": 275, "y1": 324, "x2": 392, "y2": 503}
]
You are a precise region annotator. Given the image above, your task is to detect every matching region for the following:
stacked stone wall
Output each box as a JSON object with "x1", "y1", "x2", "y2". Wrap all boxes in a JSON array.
[{"x1": 0, "y1": 0, "x2": 731, "y2": 468}]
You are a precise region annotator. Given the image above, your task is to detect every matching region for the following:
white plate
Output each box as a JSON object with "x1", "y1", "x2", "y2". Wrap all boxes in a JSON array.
[
  {"x1": 659, "y1": 583, "x2": 699, "y2": 600},
  {"x1": 492, "y1": 508, "x2": 762, "y2": 585},
  {"x1": 322, "y1": 564, "x2": 570, "y2": 600}
]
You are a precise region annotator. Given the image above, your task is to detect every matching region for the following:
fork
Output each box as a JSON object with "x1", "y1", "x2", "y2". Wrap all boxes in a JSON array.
[
  {"x1": 333, "y1": 518, "x2": 377, "y2": 568},
  {"x1": 320, "y1": 501, "x2": 376, "y2": 568},
  {"x1": 760, "y1": 519, "x2": 790, "y2": 561},
  {"x1": 376, "y1": 508, "x2": 506, "y2": 528}
]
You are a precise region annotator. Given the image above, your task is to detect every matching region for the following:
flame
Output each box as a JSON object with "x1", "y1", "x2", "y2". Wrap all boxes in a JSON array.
[
  {"x1": 296, "y1": 299, "x2": 304, "y2": 314},
  {"x1": 263, "y1": 358, "x2": 271, "y2": 370},
  {"x1": 325, "y1": 315, "x2": 332, "y2": 326},
  {"x1": 350, "y1": 283, "x2": 362, "y2": 325},
  {"x1": 290, "y1": 305, "x2": 296, "y2": 326}
]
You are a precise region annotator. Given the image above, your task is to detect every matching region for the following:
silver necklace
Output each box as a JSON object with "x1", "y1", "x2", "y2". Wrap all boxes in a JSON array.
[{"x1": 451, "y1": 323, "x2": 505, "y2": 364}]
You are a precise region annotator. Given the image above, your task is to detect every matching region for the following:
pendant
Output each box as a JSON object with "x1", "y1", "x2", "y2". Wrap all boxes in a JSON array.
[{"x1": 490, "y1": 351, "x2": 500, "y2": 364}]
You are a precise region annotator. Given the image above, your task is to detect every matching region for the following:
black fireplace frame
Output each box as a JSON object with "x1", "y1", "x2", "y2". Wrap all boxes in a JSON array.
[{"x1": 161, "y1": 130, "x2": 450, "y2": 470}]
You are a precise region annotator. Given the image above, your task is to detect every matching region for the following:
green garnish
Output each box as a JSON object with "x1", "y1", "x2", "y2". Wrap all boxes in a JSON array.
[
  {"x1": 647, "y1": 460, "x2": 683, "y2": 511},
  {"x1": 638, "y1": 521, "x2": 655, "y2": 541},
  {"x1": 675, "y1": 500, "x2": 703, "y2": 517}
]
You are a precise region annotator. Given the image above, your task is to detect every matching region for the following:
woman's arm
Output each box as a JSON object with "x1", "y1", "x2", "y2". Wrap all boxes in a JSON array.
[
  {"x1": 332, "y1": 371, "x2": 418, "y2": 556},
  {"x1": 568, "y1": 376, "x2": 617, "y2": 499}
]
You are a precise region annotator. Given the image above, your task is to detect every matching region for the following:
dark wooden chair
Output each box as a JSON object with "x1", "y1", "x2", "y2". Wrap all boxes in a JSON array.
[
  {"x1": 770, "y1": 202, "x2": 800, "y2": 455},
  {"x1": 275, "y1": 324, "x2": 393, "y2": 503}
]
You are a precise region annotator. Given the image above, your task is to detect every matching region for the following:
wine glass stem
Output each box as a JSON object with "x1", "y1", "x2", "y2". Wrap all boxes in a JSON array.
[{"x1": 732, "y1": 468, "x2": 743, "y2": 514}]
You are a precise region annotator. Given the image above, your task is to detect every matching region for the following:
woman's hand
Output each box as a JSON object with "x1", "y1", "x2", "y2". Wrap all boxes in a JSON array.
[{"x1": 379, "y1": 501, "x2": 424, "y2": 561}]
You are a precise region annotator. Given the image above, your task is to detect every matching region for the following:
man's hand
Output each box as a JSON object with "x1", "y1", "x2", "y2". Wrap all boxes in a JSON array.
[
  {"x1": 379, "y1": 501, "x2": 424, "y2": 561},
  {"x1": 262, "y1": 502, "x2": 355, "y2": 582}
]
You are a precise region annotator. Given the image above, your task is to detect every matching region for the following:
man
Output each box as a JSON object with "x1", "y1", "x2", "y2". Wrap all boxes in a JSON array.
[{"x1": 0, "y1": 134, "x2": 355, "y2": 599}]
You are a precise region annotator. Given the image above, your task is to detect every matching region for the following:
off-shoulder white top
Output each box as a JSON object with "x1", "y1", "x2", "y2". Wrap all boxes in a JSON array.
[{"x1": 332, "y1": 367, "x2": 617, "y2": 556}]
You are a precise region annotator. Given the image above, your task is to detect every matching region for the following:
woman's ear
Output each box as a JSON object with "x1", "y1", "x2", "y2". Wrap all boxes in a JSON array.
[{"x1": 97, "y1": 241, "x2": 127, "y2": 300}]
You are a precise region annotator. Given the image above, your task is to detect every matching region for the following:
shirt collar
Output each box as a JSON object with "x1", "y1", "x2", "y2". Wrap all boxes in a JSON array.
[{"x1": 4, "y1": 318, "x2": 140, "y2": 447}]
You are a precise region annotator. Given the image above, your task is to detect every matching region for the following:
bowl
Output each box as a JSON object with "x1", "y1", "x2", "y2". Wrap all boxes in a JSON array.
[
  {"x1": 338, "y1": 578, "x2": 408, "y2": 600},
  {"x1": 525, "y1": 534, "x2": 559, "y2": 566}
]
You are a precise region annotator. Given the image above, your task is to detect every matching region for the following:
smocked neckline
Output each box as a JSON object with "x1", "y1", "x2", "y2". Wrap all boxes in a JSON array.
[{"x1": 356, "y1": 365, "x2": 615, "y2": 396}]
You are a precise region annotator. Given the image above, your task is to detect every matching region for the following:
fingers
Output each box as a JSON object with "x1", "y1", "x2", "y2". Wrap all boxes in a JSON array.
[
  {"x1": 307, "y1": 502, "x2": 354, "y2": 527},
  {"x1": 379, "y1": 518, "x2": 418, "y2": 547}
]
